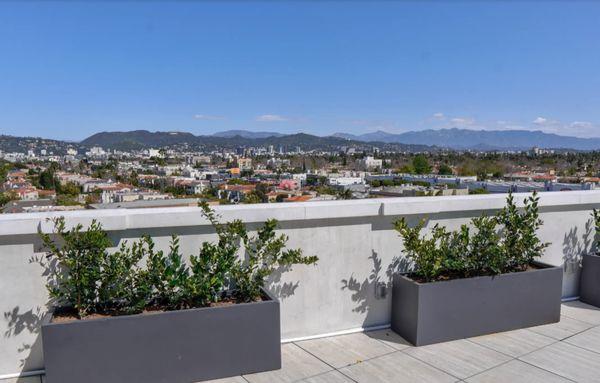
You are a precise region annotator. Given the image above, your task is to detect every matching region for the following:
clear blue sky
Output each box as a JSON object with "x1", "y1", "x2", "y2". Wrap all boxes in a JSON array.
[{"x1": 1, "y1": 1, "x2": 600, "y2": 141}]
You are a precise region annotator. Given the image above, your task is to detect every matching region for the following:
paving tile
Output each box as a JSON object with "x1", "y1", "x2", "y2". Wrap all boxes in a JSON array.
[
  {"x1": 296, "y1": 332, "x2": 396, "y2": 368},
  {"x1": 340, "y1": 351, "x2": 457, "y2": 383},
  {"x1": 365, "y1": 328, "x2": 412, "y2": 351},
  {"x1": 528, "y1": 315, "x2": 594, "y2": 340},
  {"x1": 465, "y1": 359, "x2": 571, "y2": 383},
  {"x1": 0, "y1": 377, "x2": 41, "y2": 383},
  {"x1": 520, "y1": 341, "x2": 600, "y2": 383},
  {"x1": 564, "y1": 325, "x2": 600, "y2": 354},
  {"x1": 404, "y1": 339, "x2": 511, "y2": 380},
  {"x1": 469, "y1": 328, "x2": 555, "y2": 357},
  {"x1": 197, "y1": 376, "x2": 248, "y2": 383},
  {"x1": 561, "y1": 301, "x2": 600, "y2": 325},
  {"x1": 298, "y1": 370, "x2": 355, "y2": 383},
  {"x1": 243, "y1": 343, "x2": 332, "y2": 383}
]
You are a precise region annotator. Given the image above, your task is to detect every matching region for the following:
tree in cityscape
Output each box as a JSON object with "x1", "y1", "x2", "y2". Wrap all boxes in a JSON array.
[
  {"x1": 38, "y1": 168, "x2": 56, "y2": 189},
  {"x1": 438, "y1": 163, "x2": 453, "y2": 175},
  {"x1": 412, "y1": 154, "x2": 431, "y2": 174}
]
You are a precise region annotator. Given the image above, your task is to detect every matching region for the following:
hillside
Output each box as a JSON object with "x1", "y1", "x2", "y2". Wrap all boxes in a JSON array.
[
  {"x1": 332, "y1": 128, "x2": 600, "y2": 150},
  {"x1": 79, "y1": 130, "x2": 431, "y2": 152}
]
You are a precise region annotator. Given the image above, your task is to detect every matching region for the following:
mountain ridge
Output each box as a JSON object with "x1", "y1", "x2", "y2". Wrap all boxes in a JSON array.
[
  {"x1": 331, "y1": 128, "x2": 600, "y2": 150},
  {"x1": 79, "y1": 130, "x2": 430, "y2": 152},
  {"x1": 3, "y1": 128, "x2": 599, "y2": 153},
  {"x1": 212, "y1": 130, "x2": 284, "y2": 139}
]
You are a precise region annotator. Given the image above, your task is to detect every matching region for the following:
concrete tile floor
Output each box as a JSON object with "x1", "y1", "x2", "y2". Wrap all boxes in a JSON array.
[{"x1": 26, "y1": 301, "x2": 600, "y2": 383}]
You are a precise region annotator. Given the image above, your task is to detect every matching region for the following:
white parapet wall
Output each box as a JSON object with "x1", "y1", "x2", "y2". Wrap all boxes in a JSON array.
[{"x1": 1, "y1": 191, "x2": 599, "y2": 378}]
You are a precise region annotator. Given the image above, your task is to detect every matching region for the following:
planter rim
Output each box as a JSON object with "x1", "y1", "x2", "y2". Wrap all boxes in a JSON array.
[
  {"x1": 584, "y1": 252, "x2": 600, "y2": 257},
  {"x1": 43, "y1": 287, "x2": 278, "y2": 328},
  {"x1": 397, "y1": 261, "x2": 560, "y2": 286}
]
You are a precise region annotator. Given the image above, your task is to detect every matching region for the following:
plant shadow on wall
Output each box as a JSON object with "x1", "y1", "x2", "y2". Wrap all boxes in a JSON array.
[
  {"x1": 3, "y1": 305, "x2": 46, "y2": 373},
  {"x1": 265, "y1": 264, "x2": 300, "y2": 301},
  {"x1": 341, "y1": 250, "x2": 410, "y2": 327},
  {"x1": 3, "y1": 240, "x2": 59, "y2": 374}
]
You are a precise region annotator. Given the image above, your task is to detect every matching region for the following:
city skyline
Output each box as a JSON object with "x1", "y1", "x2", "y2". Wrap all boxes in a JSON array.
[{"x1": 2, "y1": 2, "x2": 600, "y2": 140}]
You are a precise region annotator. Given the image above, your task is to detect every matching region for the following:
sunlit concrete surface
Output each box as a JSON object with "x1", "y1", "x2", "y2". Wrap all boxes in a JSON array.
[{"x1": 202, "y1": 301, "x2": 600, "y2": 383}]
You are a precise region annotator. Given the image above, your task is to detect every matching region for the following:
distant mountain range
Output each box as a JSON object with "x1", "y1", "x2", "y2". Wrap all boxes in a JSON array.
[
  {"x1": 332, "y1": 128, "x2": 600, "y2": 151},
  {"x1": 81, "y1": 128, "x2": 600, "y2": 152},
  {"x1": 3, "y1": 128, "x2": 600, "y2": 154},
  {"x1": 79, "y1": 130, "x2": 429, "y2": 152},
  {"x1": 212, "y1": 130, "x2": 284, "y2": 139}
]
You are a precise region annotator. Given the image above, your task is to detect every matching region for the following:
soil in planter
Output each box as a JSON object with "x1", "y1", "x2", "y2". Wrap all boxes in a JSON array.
[
  {"x1": 51, "y1": 296, "x2": 265, "y2": 324},
  {"x1": 406, "y1": 263, "x2": 547, "y2": 284}
]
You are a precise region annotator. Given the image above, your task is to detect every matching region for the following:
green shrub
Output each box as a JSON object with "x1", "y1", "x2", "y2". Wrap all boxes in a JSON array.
[
  {"x1": 142, "y1": 235, "x2": 190, "y2": 310},
  {"x1": 40, "y1": 218, "x2": 112, "y2": 317},
  {"x1": 40, "y1": 203, "x2": 317, "y2": 318},
  {"x1": 394, "y1": 192, "x2": 549, "y2": 282},
  {"x1": 495, "y1": 192, "x2": 549, "y2": 271},
  {"x1": 593, "y1": 209, "x2": 600, "y2": 254},
  {"x1": 98, "y1": 237, "x2": 150, "y2": 314}
]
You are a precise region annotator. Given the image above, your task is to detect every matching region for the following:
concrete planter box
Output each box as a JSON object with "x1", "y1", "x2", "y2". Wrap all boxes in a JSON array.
[
  {"x1": 580, "y1": 253, "x2": 600, "y2": 308},
  {"x1": 391, "y1": 263, "x2": 563, "y2": 346},
  {"x1": 41, "y1": 291, "x2": 281, "y2": 383}
]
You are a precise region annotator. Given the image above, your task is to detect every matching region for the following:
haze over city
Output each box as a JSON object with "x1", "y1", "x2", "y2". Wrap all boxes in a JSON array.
[{"x1": 2, "y1": 1, "x2": 600, "y2": 140}]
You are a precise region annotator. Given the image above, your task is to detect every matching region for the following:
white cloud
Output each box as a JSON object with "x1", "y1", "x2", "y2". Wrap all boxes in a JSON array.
[
  {"x1": 494, "y1": 121, "x2": 526, "y2": 130},
  {"x1": 532, "y1": 117, "x2": 560, "y2": 127},
  {"x1": 193, "y1": 114, "x2": 225, "y2": 120},
  {"x1": 570, "y1": 121, "x2": 593, "y2": 128},
  {"x1": 256, "y1": 114, "x2": 288, "y2": 122},
  {"x1": 530, "y1": 117, "x2": 562, "y2": 133},
  {"x1": 567, "y1": 121, "x2": 598, "y2": 137},
  {"x1": 341, "y1": 118, "x2": 404, "y2": 133},
  {"x1": 425, "y1": 113, "x2": 478, "y2": 129},
  {"x1": 526, "y1": 117, "x2": 600, "y2": 137},
  {"x1": 450, "y1": 117, "x2": 475, "y2": 126},
  {"x1": 431, "y1": 113, "x2": 600, "y2": 138}
]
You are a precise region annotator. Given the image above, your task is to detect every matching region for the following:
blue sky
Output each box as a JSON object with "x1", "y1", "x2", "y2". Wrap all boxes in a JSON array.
[{"x1": 1, "y1": 1, "x2": 600, "y2": 141}]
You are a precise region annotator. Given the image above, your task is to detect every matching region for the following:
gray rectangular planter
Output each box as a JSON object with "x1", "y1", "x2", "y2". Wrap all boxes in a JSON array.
[
  {"x1": 42, "y1": 292, "x2": 281, "y2": 383},
  {"x1": 391, "y1": 263, "x2": 563, "y2": 346},
  {"x1": 580, "y1": 253, "x2": 600, "y2": 308}
]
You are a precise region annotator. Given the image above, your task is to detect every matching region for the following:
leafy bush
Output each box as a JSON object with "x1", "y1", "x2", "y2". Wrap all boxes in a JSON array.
[
  {"x1": 394, "y1": 192, "x2": 549, "y2": 282},
  {"x1": 97, "y1": 237, "x2": 150, "y2": 314},
  {"x1": 40, "y1": 219, "x2": 112, "y2": 317},
  {"x1": 40, "y1": 203, "x2": 318, "y2": 318},
  {"x1": 593, "y1": 209, "x2": 600, "y2": 254}
]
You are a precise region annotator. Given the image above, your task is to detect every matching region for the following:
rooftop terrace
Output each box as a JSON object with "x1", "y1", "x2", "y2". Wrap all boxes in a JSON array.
[
  {"x1": 8, "y1": 301, "x2": 600, "y2": 383},
  {"x1": 2, "y1": 191, "x2": 600, "y2": 382},
  {"x1": 234, "y1": 300, "x2": 600, "y2": 383}
]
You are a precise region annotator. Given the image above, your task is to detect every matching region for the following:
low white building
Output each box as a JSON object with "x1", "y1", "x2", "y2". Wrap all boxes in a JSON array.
[
  {"x1": 327, "y1": 176, "x2": 365, "y2": 186},
  {"x1": 358, "y1": 156, "x2": 383, "y2": 171}
]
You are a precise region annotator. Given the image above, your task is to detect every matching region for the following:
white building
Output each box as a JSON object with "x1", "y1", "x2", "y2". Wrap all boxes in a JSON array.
[
  {"x1": 358, "y1": 156, "x2": 383, "y2": 171},
  {"x1": 146, "y1": 148, "x2": 161, "y2": 158},
  {"x1": 87, "y1": 147, "x2": 106, "y2": 157},
  {"x1": 66, "y1": 147, "x2": 78, "y2": 156},
  {"x1": 327, "y1": 176, "x2": 365, "y2": 186}
]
